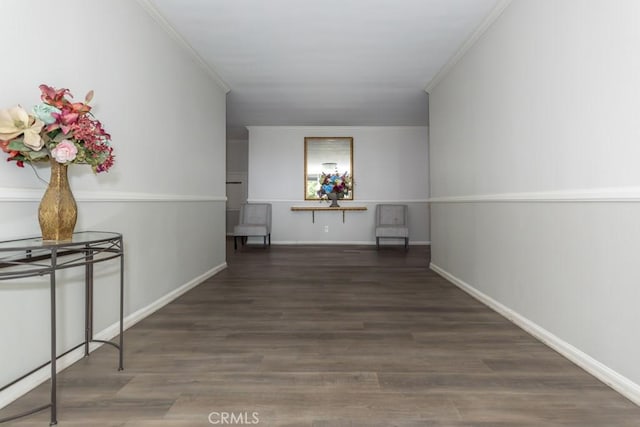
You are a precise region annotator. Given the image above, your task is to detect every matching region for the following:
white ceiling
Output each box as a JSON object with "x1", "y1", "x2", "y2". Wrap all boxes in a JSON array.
[{"x1": 148, "y1": 0, "x2": 500, "y2": 135}]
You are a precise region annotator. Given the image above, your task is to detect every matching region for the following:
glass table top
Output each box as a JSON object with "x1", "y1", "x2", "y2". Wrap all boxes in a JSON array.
[{"x1": 0, "y1": 231, "x2": 122, "y2": 251}]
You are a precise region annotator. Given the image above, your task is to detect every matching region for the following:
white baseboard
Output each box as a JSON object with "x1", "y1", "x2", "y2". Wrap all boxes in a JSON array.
[
  {"x1": 429, "y1": 263, "x2": 640, "y2": 407},
  {"x1": 0, "y1": 346, "x2": 89, "y2": 412},
  {"x1": 117, "y1": 263, "x2": 227, "y2": 333},
  {"x1": 227, "y1": 239, "x2": 432, "y2": 245},
  {"x1": 272, "y1": 240, "x2": 431, "y2": 245},
  {"x1": 0, "y1": 262, "x2": 227, "y2": 410}
]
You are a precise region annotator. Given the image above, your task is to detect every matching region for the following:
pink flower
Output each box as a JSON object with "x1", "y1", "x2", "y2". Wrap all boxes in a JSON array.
[
  {"x1": 3, "y1": 84, "x2": 114, "y2": 172},
  {"x1": 39, "y1": 84, "x2": 72, "y2": 109},
  {"x1": 51, "y1": 140, "x2": 78, "y2": 163}
]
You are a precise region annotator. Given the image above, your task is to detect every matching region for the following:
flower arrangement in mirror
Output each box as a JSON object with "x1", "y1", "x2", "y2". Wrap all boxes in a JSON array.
[
  {"x1": 317, "y1": 171, "x2": 352, "y2": 204},
  {"x1": 0, "y1": 84, "x2": 114, "y2": 172}
]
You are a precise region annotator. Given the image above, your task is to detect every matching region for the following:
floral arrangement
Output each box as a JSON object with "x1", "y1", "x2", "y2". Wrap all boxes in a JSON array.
[
  {"x1": 317, "y1": 171, "x2": 351, "y2": 200},
  {"x1": 0, "y1": 84, "x2": 114, "y2": 173}
]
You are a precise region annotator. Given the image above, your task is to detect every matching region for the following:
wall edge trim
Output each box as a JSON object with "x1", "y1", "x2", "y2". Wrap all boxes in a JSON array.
[
  {"x1": 0, "y1": 187, "x2": 226, "y2": 203},
  {"x1": 135, "y1": 0, "x2": 230, "y2": 93},
  {"x1": 247, "y1": 199, "x2": 431, "y2": 204},
  {"x1": 0, "y1": 262, "x2": 227, "y2": 410},
  {"x1": 429, "y1": 262, "x2": 640, "y2": 407},
  {"x1": 246, "y1": 125, "x2": 429, "y2": 131},
  {"x1": 424, "y1": 0, "x2": 512, "y2": 93},
  {"x1": 428, "y1": 186, "x2": 640, "y2": 203},
  {"x1": 271, "y1": 240, "x2": 431, "y2": 245}
]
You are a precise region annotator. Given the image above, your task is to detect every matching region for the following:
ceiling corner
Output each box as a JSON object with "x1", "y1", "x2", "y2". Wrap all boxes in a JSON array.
[
  {"x1": 424, "y1": 0, "x2": 513, "y2": 93},
  {"x1": 135, "y1": 0, "x2": 231, "y2": 94}
]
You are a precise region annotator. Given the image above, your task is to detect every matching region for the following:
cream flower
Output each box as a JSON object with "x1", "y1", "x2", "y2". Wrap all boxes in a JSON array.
[{"x1": 0, "y1": 106, "x2": 45, "y2": 150}]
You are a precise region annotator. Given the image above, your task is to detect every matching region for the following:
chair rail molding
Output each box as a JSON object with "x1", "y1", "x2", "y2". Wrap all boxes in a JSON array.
[
  {"x1": 427, "y1": 186, "x2": 640, "y2": 203},
  {"x1": 0, "y1": 187, "x2": 226, "y2": 203},
  {"x1": 249, "y1": 199, "x2": 430, "y2": 204}
]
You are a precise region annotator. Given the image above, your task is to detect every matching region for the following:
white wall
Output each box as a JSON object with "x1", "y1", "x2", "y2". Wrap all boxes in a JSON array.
[
  {"x1": 429, "y1": 0, "x2": 640, "y2": 403},
  {"x1": 226, "y1": 138, "x2": 249, "y2": 233},
  {"x1": 248, "y1": 126, "x2": 429, "y2": 244},
  {"x1": 227, "y1": 138, "x2": 249, "y2": 173},
  {"x1": 0, "y1": 0, "x2": 227, "y2": 407}
]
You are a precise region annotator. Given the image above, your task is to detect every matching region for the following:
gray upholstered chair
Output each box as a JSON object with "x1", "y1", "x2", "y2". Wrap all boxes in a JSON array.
[
  {"x1": 375, "y1": 204, "x2": 409, "y2": 250},
  {"x1": 233, "y1": 203, "x2": 272, "y2": 250}
]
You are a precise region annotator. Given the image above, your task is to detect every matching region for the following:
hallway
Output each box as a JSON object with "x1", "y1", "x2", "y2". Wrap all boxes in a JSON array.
[{"x1": 3, "y1": 243, "x2": 639, "y2": 426}]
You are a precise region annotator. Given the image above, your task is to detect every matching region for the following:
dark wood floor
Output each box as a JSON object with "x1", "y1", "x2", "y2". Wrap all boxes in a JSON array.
[{"x1": 3, "y1": 241, "x2": 640, "y2": 426}]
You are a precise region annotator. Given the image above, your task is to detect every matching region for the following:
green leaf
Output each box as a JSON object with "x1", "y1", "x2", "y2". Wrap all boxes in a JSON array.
[
  {"x1": 7, "y1": 140, "x2": 30, "y2": 151},
  {"x1": 29, "y1": 150, "x2": 49, "y2": 160},
  {"x1": 53, "y1": 132, "x2": 70, "y2": 143}
]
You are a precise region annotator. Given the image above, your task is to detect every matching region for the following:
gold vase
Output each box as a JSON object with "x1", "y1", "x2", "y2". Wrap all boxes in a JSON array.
[{"x1": 38, "y1": 159, "x2": 77, "y2": 241}]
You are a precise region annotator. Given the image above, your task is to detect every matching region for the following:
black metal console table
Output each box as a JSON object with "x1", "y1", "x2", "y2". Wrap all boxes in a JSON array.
[{"x1": 0, "y1": 231, "x2": 124, "y2": 426}]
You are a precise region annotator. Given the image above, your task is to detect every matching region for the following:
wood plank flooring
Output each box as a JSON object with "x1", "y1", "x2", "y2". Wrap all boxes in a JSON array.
[{"x1": 2, "y1": 241, "x2": 639, "y2": 426}]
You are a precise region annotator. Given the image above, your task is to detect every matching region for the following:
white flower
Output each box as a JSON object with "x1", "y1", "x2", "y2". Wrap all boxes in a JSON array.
[{"x1": 0, "y1": 106, "x2": 45, "y2": 150}]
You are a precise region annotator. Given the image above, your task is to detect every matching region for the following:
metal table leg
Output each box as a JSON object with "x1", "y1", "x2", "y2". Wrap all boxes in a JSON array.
[
  {"x1": 84, "y1": 247, "x2": 94, "y2": 357},
  {"x1": 119, "y1": 240, "x2": 124, "y2": 371},
  {"x1": 49, "y1": 249, "x2": 58, "y2": 426}
]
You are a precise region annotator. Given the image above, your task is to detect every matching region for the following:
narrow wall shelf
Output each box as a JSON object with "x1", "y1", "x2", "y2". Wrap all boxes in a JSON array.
[{"x1": 290, "y1": 206, "x2": 367, "y2": 223}]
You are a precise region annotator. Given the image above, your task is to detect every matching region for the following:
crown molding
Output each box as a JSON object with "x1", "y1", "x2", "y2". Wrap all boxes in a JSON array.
[
  {"x1": 136, "y1": 0, "x2": 231, "y2": 94},
  {"x1": 424, "y1": 0, "x2": 512, "y2": 93}
]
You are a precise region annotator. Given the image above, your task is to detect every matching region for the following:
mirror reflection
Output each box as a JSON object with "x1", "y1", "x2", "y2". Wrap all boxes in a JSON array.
[{"x1": 304, "y1": 137, "x2": 353, "y2": 200}]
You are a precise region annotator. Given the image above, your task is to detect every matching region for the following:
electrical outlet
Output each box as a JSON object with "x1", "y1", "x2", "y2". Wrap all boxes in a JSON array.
[{"x1": 324, "y1": 225, "x2": 329, "y2": 233}]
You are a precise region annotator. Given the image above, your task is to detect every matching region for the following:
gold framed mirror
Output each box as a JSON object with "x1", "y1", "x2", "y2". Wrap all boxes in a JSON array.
[{"x1": 304, "y1": 137, "x2": 353, "y2": 200}]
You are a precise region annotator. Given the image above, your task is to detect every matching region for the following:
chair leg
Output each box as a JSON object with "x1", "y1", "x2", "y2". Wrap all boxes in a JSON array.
[
  {"x1": 263, "y1": 235, "x2": 267, "y2": 248},
  {"x1": 376, "y1": 237, "x2": 380, "y2": 249},
  {"x1": 234, "y1": 236, "x2": 238, "y2": 250},
  {"x1": 404, "y1": 237, "x2": 409, "y2": 251}
]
